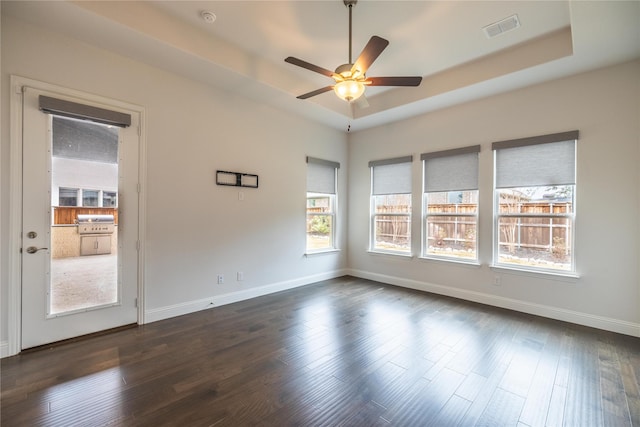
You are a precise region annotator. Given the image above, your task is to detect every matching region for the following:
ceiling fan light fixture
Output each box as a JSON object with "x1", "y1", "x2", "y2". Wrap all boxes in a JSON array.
[{"x1": 334, "y1": 79, "x2": 365, "y2": 102}]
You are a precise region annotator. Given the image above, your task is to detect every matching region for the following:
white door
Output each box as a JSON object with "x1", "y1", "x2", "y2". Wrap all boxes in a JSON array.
[{"x1": 21, "y1": 86, "x2": 140, "y2": 349}]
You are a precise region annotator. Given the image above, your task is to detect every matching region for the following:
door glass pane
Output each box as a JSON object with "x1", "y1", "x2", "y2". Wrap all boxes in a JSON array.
[{"x1": 50, "y1": 116, "x2": 120, "y2": 315}]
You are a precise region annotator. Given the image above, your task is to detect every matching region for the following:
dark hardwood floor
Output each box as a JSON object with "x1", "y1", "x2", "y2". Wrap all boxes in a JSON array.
[{"x1": 2, "y1": 276, "x2": 639, "y2": 426}]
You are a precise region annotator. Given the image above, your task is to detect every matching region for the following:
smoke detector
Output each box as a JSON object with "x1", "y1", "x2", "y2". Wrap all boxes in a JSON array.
[
  {"x1": 483, "y1": 14, "x2": 520, "y2": 38},
  {"x1": 201, "y1": 11, "x2": 216, "y2": 24}
]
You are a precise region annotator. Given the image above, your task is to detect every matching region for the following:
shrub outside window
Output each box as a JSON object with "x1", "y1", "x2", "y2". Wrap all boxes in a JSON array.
[
  {"x1": 369, "y1": 156, "x2": 413, "y2": 255},
  {"x1": 306, "y1": 157, "x2": 339, "y2": 253},
  {"x1": 493, "y1": 131, "x2": 578, "y2": 274},
  {"x1": 422, "y1": 146, "x2": 480, "y2": 262}
]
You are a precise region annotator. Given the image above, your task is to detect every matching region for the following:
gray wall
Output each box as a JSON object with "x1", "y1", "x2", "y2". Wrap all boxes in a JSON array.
[
  {"x1": 1, "y1": 14, "x2": 348, "y2": 354},
  {"x1": 348, "y1": 59, "x2": 640, "y2": 334}
]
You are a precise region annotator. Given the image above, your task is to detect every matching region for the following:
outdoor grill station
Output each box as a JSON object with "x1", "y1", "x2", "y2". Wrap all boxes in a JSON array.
[{"x1": 77, "y1": 214, "x2": 115, "y2": 256}]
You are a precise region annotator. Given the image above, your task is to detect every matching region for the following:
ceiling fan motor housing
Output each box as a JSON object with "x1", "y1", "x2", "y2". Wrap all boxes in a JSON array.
[{"x1": 335, "y1": 63, "x2": 358, "y2": 77}]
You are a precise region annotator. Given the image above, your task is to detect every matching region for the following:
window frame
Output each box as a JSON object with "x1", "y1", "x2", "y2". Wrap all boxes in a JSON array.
[
  {"x1": 58, "y1": 187, "x2": 79, "y2": 206},
  {"x1": 103, "y1": 191, "x2": 118, "y2": 207},
  {"x1": 423, "y1": 190, "x2": 479, "y2": 263},
  {"x1": 421, "y1": 145, "x2": 480, "y2": 263},
  {"x1": 82, "y1": 189, "x2": 100, "y2": 207},
  {"x1": 369, "y1": 156, "x2": 413, "y2": 256},
  {"x1": 306, "y1": 192, "x2": 336, "y2": 253},
  {"x1": 370, "y1": 193, "x2": 412, "y2": 256},
  {"x1": 306, "y1": 157, "x2": 339, "y2": 254},
  {"x1": 492, "y1": 131, "x2": 579, "y2": 276}
]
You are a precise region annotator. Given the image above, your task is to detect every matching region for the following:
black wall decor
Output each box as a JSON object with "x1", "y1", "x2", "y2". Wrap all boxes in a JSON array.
[{"x1": 216, "y1": 170, "x2": 259, "y2": 188}]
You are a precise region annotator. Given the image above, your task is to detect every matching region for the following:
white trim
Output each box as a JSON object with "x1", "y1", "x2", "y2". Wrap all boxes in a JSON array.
[
  {"x1": 366, "y1": 250, "x2": 414, "y2": 259},
  {"x1": 6, "y1": 76, "x2": 147, "y2": 357},
  {"x1": 145, "y1": 269, "x2": 347, "y2": 324},
  {"x1": 347, "y1": 269, "x2": 640, "y2": 338},
  {"x1": 136, "y1": 113, "x2": 148, "y2": 325},
  {"x1": 8, "y1": 76, "x2": 25, "y2": 357},
  {"x1": 490, "y1": 264, "x2": 579, "y2": 281},
  {"x1": 0, "y1": 341, "x2": 9, "y2": 359},
  {"x1": 304, "y1": 249, "x2": 341, "y2": 257}
]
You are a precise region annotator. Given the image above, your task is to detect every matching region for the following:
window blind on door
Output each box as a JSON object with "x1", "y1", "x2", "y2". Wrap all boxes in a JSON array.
[{"x1": 39, "y1": 95, "x2": 132, "y2": 128}]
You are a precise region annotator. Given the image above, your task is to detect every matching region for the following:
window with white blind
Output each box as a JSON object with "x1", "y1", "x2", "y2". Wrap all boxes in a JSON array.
[
  {"x1": 82, "y1": 189, "x2": 100, "y2": 207},
  {"x1": 58, "y1": 187, "x2": 79, "y2": 206},
  {"x1": 306, "y1": 157, "x2": 339, "y2": 253},
  {"x1": 369, "y1": 156, "x2": 413, "y2": 255},
  {"x1": 493, "y1": 130, "x2": 578, "y2": 274},
  {"x1": 422, "y1": 145, "x2": 480, "y2": 262}
]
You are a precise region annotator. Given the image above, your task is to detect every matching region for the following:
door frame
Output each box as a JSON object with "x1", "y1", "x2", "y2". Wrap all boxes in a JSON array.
[{"x1": 7, "y1": 76, "x2": 147, "y2": 356}]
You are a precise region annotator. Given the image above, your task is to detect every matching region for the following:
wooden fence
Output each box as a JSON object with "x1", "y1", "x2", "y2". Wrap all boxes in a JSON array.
[{"x1": 371, "y1": 201, "x2": 571, "y2": 253}]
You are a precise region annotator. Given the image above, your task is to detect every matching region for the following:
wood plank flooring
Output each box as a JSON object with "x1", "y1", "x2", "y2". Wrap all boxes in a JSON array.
[{"x1": 2, "y1": 276, "x2": 639, "y2": 426}]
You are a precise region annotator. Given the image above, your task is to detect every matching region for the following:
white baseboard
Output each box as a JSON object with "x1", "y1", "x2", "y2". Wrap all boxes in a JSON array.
[
  {"x1": 348, "y1": 269, "x2": 640, "y2": 338},
  {"x1": 145, "y1": 269, "x2": 348, "y2": 324},
  {"x1": 0, "y1": 341, "x2": 9, "y2": 358}
]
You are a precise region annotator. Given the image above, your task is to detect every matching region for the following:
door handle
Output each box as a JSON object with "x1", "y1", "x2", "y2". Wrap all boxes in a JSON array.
[{"x1": 26, "y1": 246, "x2": 48, "y2": 254}]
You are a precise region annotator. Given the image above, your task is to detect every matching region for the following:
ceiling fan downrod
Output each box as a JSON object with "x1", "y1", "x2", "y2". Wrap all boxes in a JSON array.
[{"x1": 345, "y1": 0, "x2": 357, "y2": 65}]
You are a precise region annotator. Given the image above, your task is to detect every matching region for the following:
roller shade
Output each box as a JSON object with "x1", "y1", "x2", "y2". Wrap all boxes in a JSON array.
[
  {"x1": 307, "y1": 157, "x2": 339, "y2": 194},
  {"x1": 422, "y1": 145, "x2": 480, "y2": 192},
  {"x1": 39, "y1": 95, "x2": 131, "y2": 128},
  {"x1": 369, "y1": 156, "x2": 413, "y2": 195},
  {"x1": 493, "y1": 132, "x2": 578, "y2": 188}
]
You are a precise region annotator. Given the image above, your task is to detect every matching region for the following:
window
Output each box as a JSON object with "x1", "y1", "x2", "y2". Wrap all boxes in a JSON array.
[
  {"x1": 422, "y1": 146, "x2": 480, "y2": 262},
  {"x1": 306, "y1": 157, "x2": 339, "y2": 252},
  {"x1": 82, "y1": 189, "x2": 99, "y2": 207},
  {"x1": 369, "y1": 156, "x2": 413, "y2": 254},
  {"x1": 58, "y1": 187, "x2": 79, "y2": 206},
  {"x1": 103, "y1": 191, "x2": 117, "y2": 207},
  {"x1": 493, "y1": 131, "x2": 578, "y2": 273}
]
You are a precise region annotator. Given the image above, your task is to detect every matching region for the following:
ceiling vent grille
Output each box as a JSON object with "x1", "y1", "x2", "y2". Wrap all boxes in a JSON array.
[{"x1": 483, "y1": 14, "x2": 520, "y2": 38}]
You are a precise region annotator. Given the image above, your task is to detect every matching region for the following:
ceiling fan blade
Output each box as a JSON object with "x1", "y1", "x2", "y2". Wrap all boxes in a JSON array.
[
  {"x1": 296, "y1": 86, "x2": 334, "y2": 100},
  {"x1": 353, "y1": 94, "x2": 369, "y2": 109},
  {"x1": 285, "y1": 57, "x2": 337, "y2": 79},
  {"x1": 351, "y1": 36, "x2": 389, "y2": 76},
  {"x1": 366, "y1": 76, "x2": 423, "y2": 87}
]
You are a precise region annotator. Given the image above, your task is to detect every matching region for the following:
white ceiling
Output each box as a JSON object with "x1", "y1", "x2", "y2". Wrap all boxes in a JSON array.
[{"x1": 4, "y1": 1, "x2": 640, "y2": 132}]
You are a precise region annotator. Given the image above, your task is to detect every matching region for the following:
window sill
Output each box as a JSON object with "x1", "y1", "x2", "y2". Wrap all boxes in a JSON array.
[
  {"x1": 490, "y1": 264, "x2": 580, "y2": 281},
  {"x1": 419, "y1": 256, "x2": 481, "y2": 268},
  {"x1": 305, "y1": 249, "x2": 341, "y2": 257},
  {"x1": 367, "y1": 250, "x2": 414, "y2": 259}
]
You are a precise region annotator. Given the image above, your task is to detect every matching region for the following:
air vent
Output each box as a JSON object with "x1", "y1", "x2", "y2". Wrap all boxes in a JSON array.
[{"x1": 483, "y1": 14, "x2": 520, "y2": 38}]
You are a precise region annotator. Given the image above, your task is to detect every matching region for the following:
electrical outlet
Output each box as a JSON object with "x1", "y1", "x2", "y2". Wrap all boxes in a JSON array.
[
  {"x1": 237, "y1": 271, "x2": 244, "y2": 281},
  {"x1": 217, "y1": 274, "x2": 224, "y2": 284},
  {"x1": 493, "y1": 275, "x2": 501, "y2": 286}
]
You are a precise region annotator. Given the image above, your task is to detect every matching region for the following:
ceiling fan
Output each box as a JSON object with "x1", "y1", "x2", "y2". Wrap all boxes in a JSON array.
[{"x1": 285, "y1": 0, "x2": 422, "y2": 105}]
